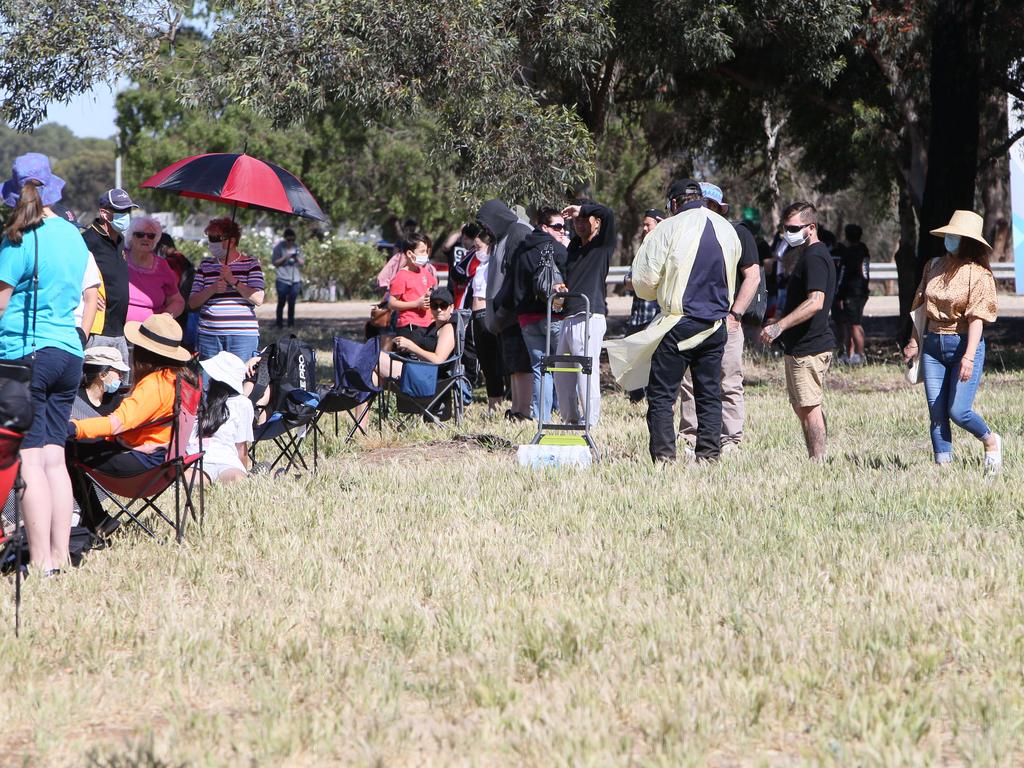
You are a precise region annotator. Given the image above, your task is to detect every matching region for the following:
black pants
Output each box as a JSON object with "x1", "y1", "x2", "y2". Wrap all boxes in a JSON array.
[
  {"x1": 67, "y1": 440, "x2": 160, "y2": 530},
  {"x1": 472, "y1": 311, "x2": 505, "y2": 398},
  {"x1": 646, "y1": 318, "x2": 727, "y2": 463}
]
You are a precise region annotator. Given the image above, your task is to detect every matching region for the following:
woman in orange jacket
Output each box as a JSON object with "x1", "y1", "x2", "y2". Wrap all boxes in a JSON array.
[{"x1": 68, "y1": 313, "x2": 195, "y2": 535}]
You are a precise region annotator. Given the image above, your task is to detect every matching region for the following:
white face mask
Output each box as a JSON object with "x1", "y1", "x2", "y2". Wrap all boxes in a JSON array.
[
  {"x1": 414, "y1": 254, "x2": 430, "y2": 266},
  {"x1": 208, "y1": 241, "x2": 228, "y2": 260},
  {"x1": 475, "y1": 248, "x2": 490, "y2": 264},
  {"x1": 944, "y1": 234, "x2": 961, "y2": 254},
  {"x1": 782, "y1": 226, "x2": 808, "y2": 247}
]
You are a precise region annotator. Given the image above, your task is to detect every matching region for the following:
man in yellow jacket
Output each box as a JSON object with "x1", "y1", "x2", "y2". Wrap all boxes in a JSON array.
[{"x1": 606, "y1": 179, "x2": 741, "y2": 463}]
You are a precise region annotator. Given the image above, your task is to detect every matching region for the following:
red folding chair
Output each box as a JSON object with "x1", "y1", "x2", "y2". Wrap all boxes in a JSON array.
[
  {"x1": 74, "y1": 374, "x2": 205, "y2": 543},
  {"x1": 0, "y1": 427, "x2": 25, "y2": 634}
]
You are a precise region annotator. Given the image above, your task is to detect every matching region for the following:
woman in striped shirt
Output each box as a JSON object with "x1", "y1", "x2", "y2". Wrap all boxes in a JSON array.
[{"x1": 189, "y1": 217, "x2": 265, "y2": 364}]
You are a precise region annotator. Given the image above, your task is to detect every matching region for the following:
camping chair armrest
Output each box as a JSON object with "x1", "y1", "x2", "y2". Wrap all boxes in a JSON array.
[{"x1": 385, "y1": 352, "x2": 458, "y2": 369}]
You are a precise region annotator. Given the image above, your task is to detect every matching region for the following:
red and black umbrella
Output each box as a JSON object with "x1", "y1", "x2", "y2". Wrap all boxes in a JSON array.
[{"x1": 140, "y1": 153, "x2": 327, "y2": 222}]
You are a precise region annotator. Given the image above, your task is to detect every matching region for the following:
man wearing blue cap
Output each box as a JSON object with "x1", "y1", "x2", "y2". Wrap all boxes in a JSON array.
[
  {"x1": 81, "y1": 188, "x2": 138, "y2": 370},
  {"x1": 678, "y1": 182, "x2": 762, "y2": 453}
]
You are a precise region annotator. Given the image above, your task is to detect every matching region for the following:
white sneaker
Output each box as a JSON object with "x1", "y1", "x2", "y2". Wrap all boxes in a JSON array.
[{"x1": 984, "y1": 433, "x2": 1003, "y2": 475}]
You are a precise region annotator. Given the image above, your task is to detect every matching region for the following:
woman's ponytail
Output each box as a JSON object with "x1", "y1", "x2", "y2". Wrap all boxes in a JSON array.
[{"x1": 4, "y1": 181, "x2": 44, "y2": 245}]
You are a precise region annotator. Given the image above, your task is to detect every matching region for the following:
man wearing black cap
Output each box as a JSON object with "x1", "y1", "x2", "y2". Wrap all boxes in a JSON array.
[
  {"x1": 611, "y1": 178, "x2": 741, "y2": 463},
  {"x1": 81, "y1": 188, "x2": 137, "y2": 368}
]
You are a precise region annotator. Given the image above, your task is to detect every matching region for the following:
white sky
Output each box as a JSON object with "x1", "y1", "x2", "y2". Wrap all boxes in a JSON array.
[{"x1": 43, "y1": 83, "x2": 120, "y2": 139}]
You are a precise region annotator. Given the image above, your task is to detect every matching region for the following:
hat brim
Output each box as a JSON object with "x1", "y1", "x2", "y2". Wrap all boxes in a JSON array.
[
  {"x1": 124, "y1": 321, "x2": 192, "y2": 362},
  {"x1": 929, "y1": 225, "x2": 992, "y2": 250},
  {"x1": 199, "y1": 359, "x2": 245, "y2": 394}
]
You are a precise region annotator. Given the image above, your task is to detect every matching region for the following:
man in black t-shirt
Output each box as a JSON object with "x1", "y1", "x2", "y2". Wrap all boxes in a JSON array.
[
  {"x1": 678, "y1": 183, "x2": 762, "y2": 453},
  {"x1": 760, "y1": 201, "x2": 836, "y2": 460}
]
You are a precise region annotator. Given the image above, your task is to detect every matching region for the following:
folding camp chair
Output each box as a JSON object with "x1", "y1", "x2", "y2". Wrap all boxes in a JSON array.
[
  {"x1": 0, "y1": 427, "x2": 24, "y2": 634},
  {"x1": 249, "y1": 389, "x2": 319, "y2": 475},
  {"x1": 312, "y1": 336, "x2": 382, "y2": 472},
  {"x1": 73, "y1": 373, "x2": 205, "y2": 543},
  {"x1": 379, "y1": 311, "x2": 471, "y2": 430}
]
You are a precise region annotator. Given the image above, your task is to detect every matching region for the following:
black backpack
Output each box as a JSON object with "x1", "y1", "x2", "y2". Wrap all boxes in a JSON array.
[{"x1": 259, "y1": 336, "x2": 317, "y2": 414}]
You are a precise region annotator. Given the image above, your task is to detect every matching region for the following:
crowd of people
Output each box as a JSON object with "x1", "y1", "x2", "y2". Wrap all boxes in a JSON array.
[{"x1": 0, "y1": 149, "x2": 1006, "y2": 577}]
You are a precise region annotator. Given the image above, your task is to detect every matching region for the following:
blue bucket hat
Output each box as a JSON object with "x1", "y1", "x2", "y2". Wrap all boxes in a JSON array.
[{"x1": 2, "y1": 153, "x2": 65, "y2": 208}]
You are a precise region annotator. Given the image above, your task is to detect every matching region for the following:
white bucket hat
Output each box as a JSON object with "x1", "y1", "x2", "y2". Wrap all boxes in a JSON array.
[
  {"x1": 199, "y1": 351, "x2": 246, "y2": 394},
  {"x1": 930, "y1": 210, "x2": 991, "y2": 250}
]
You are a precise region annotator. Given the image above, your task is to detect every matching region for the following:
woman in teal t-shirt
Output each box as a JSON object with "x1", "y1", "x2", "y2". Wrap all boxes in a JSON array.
[{"x1": 0, "y1": 153, "x2": 88, "y2": 577}]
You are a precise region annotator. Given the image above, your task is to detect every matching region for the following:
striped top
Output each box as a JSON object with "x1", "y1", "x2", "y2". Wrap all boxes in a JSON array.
[{"x1": 191, "y1": 255, "x2": 265, "y2": 336}]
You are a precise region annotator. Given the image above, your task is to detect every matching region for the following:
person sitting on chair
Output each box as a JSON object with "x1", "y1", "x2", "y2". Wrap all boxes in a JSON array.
[
  {"x1": 377, "y1": 287, "x2": 456, "y2": 382},
  {"x1": 67, "y1": 313, "x2": 195, "y2": 535},
  {"x1": 71, "y1": 345, "x2": 129, "y2": 420},
  {"x1": 187, "y1": 351, "x2": 253, "y2": 484}
]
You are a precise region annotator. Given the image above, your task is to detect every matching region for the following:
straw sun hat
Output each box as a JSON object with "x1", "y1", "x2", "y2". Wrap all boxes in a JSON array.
[
  {"x1": 929, "y1": 210, "x2": 991, "y2": 250},
  {"x1": 124, "y1": 313, "x2": 192, "y2": 362}
]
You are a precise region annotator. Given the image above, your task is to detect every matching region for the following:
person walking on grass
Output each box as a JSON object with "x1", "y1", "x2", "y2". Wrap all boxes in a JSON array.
[
  {"x1": 677, "y1": 183, "x2": 762, "y2": 454},
  {"x1": 835, "y1": 224, "x2": 869, "y2": 364},
  {"x1": 607, "y1": 179, "x2": 741, "y2": 464},
  {"x1": 760, "y1": 201, "x2": 836, "y2": 461},
  {"x1": 902, "y1": 210, "x2": 1001, "y2": 472},
  {"x1": 272, "y1": 228, "x2": 304, "y2": 329}
]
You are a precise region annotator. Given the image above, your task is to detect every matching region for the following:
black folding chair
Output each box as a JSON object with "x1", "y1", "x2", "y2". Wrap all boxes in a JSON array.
[
  {"x1": 379, "y1": 310, "x2": 471, "y2": 430},
  {"x1": 249, "y1": 389, "x2": 319, "y2": 475},
  {"x1": 312, "y1": 336, "x2": 382, "y2": 472}
]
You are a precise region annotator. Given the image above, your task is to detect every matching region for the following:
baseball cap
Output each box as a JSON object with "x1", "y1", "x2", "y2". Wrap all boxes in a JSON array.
[
  {"x1": 643, "y1": 209, "x2": 666, "y2": 222},
  {"x1": 98, "y1": 188, "x2": 138, "y2": 212},
  {"x1": 666, "y1": 178, "x2": 703, "y2": 202},
  {"x1": 429, "y1": 287, "x2": 455, "y2": 306},
  {"x1": 50, "y1": 202, "x2": 79, "y2": 225},
  {"x1": 699, "y1": 182, "x2": 729, "y2": 214},
  {"x1": 83, "y1": 345, "x2": 130, "y2": 372}
]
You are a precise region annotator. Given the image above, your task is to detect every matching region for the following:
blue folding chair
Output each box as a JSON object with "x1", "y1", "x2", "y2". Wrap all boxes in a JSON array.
[{"x1": 312, "y1": 336, "x2": 382, "y2": 471}]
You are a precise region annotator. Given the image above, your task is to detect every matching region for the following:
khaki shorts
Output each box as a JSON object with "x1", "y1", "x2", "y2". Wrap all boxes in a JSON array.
[{"x1": 785, "y1": 352, "x2": 832, "y2": 408}]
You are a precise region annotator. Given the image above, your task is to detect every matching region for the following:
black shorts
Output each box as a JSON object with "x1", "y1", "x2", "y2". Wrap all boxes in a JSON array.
[
  {"x1": 838, "y1": 294, "x2": 868, "y2": 325},
  {"x1": 395, "y1": 325, "x2": 432, "y2": 347},
  {"x1": 500, "y1": 324, "x2": 531, "y2": 374}
]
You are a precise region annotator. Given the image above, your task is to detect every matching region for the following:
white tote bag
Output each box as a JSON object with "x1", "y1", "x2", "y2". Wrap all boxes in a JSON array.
[{"x1": 905, "y1": 303, "x2": 928, "y2": 385}]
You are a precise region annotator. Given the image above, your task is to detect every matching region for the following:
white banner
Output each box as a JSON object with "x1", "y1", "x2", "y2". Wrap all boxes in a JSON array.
[{"x1": 1010, "y1": 95, "x2": 1024, "y2": 293}]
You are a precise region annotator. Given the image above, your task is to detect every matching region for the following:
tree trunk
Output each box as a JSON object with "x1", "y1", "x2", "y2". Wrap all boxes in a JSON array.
[
  {"x1": 916, "y1": 0, "x2": 984, "y2": 267},
  {"x1": 979, "y1": 89, "x2": 1012, "y2": 262},
  {"x1": 894, "y1": 180, "x2": 919, "y2": 345},
  {"x1": 761, "y1": 100, "x2": 785, "y2": 227}
]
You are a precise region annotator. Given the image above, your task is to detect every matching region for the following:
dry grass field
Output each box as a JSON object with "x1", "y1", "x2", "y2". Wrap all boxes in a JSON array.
[{"x1": 1, "y1": 324, "x2": 1023, "y2": 766}]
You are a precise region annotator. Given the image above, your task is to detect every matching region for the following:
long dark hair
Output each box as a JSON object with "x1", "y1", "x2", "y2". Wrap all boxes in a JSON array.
[
  {"x1": 200, "y1": 380, "x2": 235, "y2": 438},
  {"x1": 131, "y1": 346, "x2": 195, "y2": 391},
  {"x1": 4, "y1": 182, "x2": 44, "y2": 244}
]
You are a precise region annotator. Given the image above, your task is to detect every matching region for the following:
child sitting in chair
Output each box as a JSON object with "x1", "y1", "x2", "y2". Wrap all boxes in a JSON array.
[{"x1": 188, "y1": 351, "x2": 254, "y2": 484}]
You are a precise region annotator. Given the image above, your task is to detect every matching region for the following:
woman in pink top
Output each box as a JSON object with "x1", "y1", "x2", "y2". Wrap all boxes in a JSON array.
[{"x1": 126, "y1": 215, "x2": 184, "y2": 322}]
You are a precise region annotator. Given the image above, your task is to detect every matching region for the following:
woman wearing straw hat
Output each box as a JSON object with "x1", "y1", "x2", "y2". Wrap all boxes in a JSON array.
[
  {"x1": 902, "y1": 210, "x2": 1002, "y2": 471},
  {"x1": 68, "y1": 313, "x2": 196, "y2": 534},
  {"x1": 186, "y1": 351, "x2": 254, "y2": 484}
]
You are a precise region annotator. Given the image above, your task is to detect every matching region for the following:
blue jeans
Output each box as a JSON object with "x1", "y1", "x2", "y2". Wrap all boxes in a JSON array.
[
  {"x1": 276, "y1": 280, "x2": 301, "y2": 327},
  {"x1": 922, "y1": 332, "x2": 991, "y2": 463},
  {"x1": 198, "y1": 332, "x2": 260, "y2": 387},
  {"x1": 521, "y1": 318, "x2": 562, "y2": 423}
]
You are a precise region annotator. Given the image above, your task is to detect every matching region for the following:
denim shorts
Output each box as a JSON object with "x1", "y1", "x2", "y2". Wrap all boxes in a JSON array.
[{"x1": 23, "y1": 347, "x2": 83, "y2": 449}]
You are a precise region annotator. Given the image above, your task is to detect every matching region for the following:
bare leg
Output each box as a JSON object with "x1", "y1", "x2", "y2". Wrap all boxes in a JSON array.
[
  {"x1": 793, "y1": 404, "x2": 827, "y2": 460},
  {"x1": 44, "y1": 444, "x2": 74, "y2": 566},
  {"x1": 852, "y1": 324, "x2": 865, "y2": 358},
  {"x1": 19, "y1": 447, "x2": 53, "y2": 571},
  {"x1": 216, "y1": 469, "x2": 247, "y2": 484},
  {"x1": 510, "y1": 372, "x2": 532, "y2": 416}
]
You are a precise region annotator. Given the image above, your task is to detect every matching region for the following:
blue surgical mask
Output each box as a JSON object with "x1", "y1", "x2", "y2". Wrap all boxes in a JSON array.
[
  {"x1": 110, "y1": 212, "x2": 130, "y2": 233},
  {"x1": 944, "y1": 234, "x2": 961, "y2": 254},
  {"x1": 208, "y1": 241, "x2": 228, "y2": 260},
  {"x1": 103, "y1": 377, "x2": 121, "y2": 394}
]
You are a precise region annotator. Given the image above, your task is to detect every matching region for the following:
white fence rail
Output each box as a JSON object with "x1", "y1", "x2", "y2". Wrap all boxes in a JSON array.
[{"x1": 604, "y1": 263, "x2": 1015, "y2": 285}]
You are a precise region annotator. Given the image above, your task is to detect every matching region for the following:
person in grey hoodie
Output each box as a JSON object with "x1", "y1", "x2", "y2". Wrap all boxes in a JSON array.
[{"x1": 478, "y1": 199, "x2": 533, "y2": 421}]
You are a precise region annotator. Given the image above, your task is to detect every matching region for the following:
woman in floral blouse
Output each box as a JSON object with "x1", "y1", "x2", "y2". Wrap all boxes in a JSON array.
[{"x1": 903, "y1": 210, "x2": 1001, "y2": 471}]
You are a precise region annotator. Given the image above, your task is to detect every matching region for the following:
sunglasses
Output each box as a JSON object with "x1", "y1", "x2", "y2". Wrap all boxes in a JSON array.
[
  {"x1": 429, "y1": 302, "x2": 451, "y2": 311},
  {"x1": 784, "y1": 223, "x2": 810, "y2": 233},
  {"x1": 133, "y1": 232, "x2": 157, "y2": 240},
  {"x1": 207, "y1": 235, "x2": 225, "y2": 243},
  {"x1": 546, "y1": 222, "x2": 567, "y2": 231}
]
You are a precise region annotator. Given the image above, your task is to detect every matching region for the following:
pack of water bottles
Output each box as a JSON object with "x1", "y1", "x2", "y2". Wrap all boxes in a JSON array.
[{"x1": 516, "y1": 444, "x2": 592, "y2": 469}]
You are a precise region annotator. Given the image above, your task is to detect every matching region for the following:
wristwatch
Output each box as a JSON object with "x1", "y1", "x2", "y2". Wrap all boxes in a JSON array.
[{"x1": 728, "y1": 310, "x2": 743, "y2": 321}]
